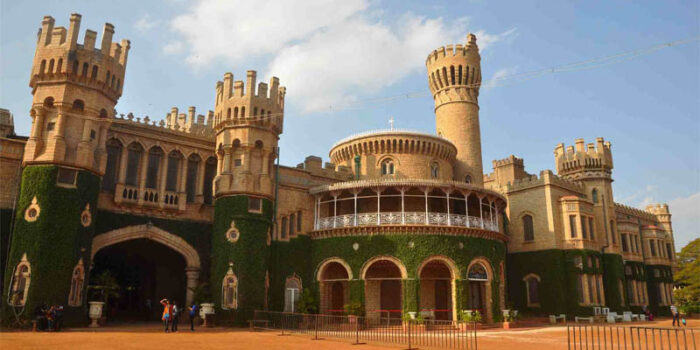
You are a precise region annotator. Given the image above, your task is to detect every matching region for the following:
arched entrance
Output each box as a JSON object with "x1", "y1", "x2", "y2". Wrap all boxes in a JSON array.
[
  {"x1": 466, "y1": 258, "x2": 493, "y2": 323},
  {"x1": 418, "y1": 257, "x2": 458, "y2": 321},
  {"x1": 90, "y1": 225, "x2": 201, "y2": 322},
  {"x1": 317, "y1": 258, "x2": 352, "y2": 315},
  {"x1": 361, "y1": 256, "x2": 407, "y2": 323}
]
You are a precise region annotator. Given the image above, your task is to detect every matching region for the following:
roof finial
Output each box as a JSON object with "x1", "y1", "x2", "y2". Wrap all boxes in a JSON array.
[{"x1": 389, "y1": 116, "x2": 395, "y2": 130}]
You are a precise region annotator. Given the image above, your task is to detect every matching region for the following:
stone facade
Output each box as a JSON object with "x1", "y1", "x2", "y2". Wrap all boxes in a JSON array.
[{"x1": 1, "y1": 14, "x2": 677, "y2": 326}]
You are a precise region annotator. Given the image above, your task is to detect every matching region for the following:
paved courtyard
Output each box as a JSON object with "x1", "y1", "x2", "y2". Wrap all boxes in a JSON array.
[{"x1": 1, "y1": 319, "x2": 697, "y2": 350}]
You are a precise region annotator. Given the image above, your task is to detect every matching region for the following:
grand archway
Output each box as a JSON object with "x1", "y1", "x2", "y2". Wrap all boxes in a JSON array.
[
  {"x1": 361, "y1": 256, "x2": 407, "y2": 323},
  {"x1": 418, "y1": 257, "x2": 458, "y2": 321},
  {"x1": 317, "y1": 258, "x2": 352, "y2": 315},
  {"x1": 90, "y1": 225, "x2": 201, "y2": 321},
  {"x1": 465, "y1": 258, "x2": 494, "y2": 323}
]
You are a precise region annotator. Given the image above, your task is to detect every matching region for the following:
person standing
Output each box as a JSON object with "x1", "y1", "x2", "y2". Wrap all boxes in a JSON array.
[
  {"x1": 171, "y1": 301, "x2": 180, "y2": 332},
  {"x1": 670, "y1": 304, "x2": 680, "y2": 327},
  {"x1": 188, "y1": 303, "x2": 198, "y2": 332},
  {"x1": 160, "y1": 298, "x2": 171, "y2": 333}
]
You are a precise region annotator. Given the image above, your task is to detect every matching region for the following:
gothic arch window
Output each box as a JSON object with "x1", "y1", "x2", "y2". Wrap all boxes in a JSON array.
[
  {"x1": 40, "y1": 60, "x2": 46, "y2": 75},
  {"x1": 9, "y1": 254, "x2": 31, "y2": 306},
  {"x1": 72, "y1": 99, "x2": 85, "y2": 111},
  {"x1": 523, "y1": 274, "x2": 541, "y2": 307},
  {"x1": 284, "y1": 275, "x2": 302, "y2": 312},
  {"x1": 165, "y1": 151, "x2": 183, "y2": 192},
  {"x1": 591, "y1": 189, "x2": 599, "y2": 204},
  {"x1": 56, "y1": 59, "x2": 63, "y2": 73},
  {"x1": 81, "y1": 62, "x2": 88, "y2": 76},
  {"x1": 222, "y1": 265, "x2": 238, "y2": 310},
  {"x1": 464, "y1": 175, "x2": 472, "y2": 184},
  {"x1": 203, "y1": 157, "x2": 217, "y2": 205},
  {"x1": 68, "y1": 259, "x2": 85, "y2": 306},
  {"x1": 281, "y1": 217, "x2": 288, "y2": 240},
  {"x1": 91, "y1": 65, "x2": 98, "y2": 80},
  {"x1": 103, "y1": 139, "x2": 123, "y2": 192},
  {"x1": 43, "y1": 97, "x2": 54, "y2": 108},
  {"x1": 381, "y1": 159, "x2": 395, "y2": 176},
  {"x1": 125, "y1": 143, "x2": 144, "y2": 186},
  {"x1": 186, "y1": 154, "x2": 201, "y2": 203},
  {"x1": 48, "y1": 59, "x2": 55, "y2": 74},
  {"x1": 146, "y1": 147, "x2": 164, "y2": 189},
  {"x1": 430, "y1": 162, "x2": 439, "y2": 179},
  {"x1": 522, "y1": 214, "x2": 534, "y2": 241}
]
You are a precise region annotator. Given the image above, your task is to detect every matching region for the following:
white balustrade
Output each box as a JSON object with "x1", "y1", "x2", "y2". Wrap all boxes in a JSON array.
[{"x1": 316, "y1": 211, "x2": 499, "y2": 232}]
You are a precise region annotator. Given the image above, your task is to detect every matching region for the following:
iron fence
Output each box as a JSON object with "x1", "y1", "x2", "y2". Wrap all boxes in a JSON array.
[
  {"x1": 567, "y1": 324, "x2": 698, "y2": 350},
  {"x1": 252, "y1": 310, "x2": 477, "y2": 349}
]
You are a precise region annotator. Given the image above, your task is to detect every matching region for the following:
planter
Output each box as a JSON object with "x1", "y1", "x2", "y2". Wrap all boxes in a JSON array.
[
  {"x1": 348, "y1": 315, "x2": 358, "y2": 324},
  {"x1": 200, "y1": 303, "x2": 215, "y2": 327},
  {"x1": 88, "y1": 302, "x2": 105, "y2": 328},
  {"x1": 502, "y1": 321, "x2": 515, "y2": 329}
]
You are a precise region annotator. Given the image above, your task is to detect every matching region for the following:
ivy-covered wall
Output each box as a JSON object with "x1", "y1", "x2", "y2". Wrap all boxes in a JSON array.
[
  {"x1": 0, "y1": 208, "x2": 15, "y2": 299},
  {"x1": 646, "y1": 264, "x2": 673, "y2": 317},
  {"x1": 309, "y1": 234, "x2": 506, "y2": 320},
  {"x1": 2, "y1": 165, "x2": 99, "y2": 326},
  {"x1": 268, "y1": 235, "x2": 312, "y2": 312},
  {"x1": 211, "y1": 195, "x2": 273, "y2": 325},
  {"x1": 601, "y1": 253, "x2": 625, "y2": 311}
]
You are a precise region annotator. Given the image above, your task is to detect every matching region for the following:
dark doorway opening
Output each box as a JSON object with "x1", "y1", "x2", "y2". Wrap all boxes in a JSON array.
[{"x1": 90, "y1": 239, "x2": 186, "y2": 323}]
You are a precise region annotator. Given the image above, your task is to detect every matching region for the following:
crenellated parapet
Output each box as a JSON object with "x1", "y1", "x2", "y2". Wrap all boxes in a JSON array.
[
  {"x1": 614, "y1": 202, "x2": 657, "y2": 222},
  {"x1": 554, "y1": 137, "x2": 613, "y2": 181},
  {"x1": 213, "y1": 70, "x2": 286, "y2": 134},
  {"x1": 426, "y1": 33, "x2": 482, "y2": 105},
  {"x1": 504, "y1": 170, "x2": 585, "y2": 194},
  {"x1": 112, "y1": 109, "x2": 215, "y2": 139}
]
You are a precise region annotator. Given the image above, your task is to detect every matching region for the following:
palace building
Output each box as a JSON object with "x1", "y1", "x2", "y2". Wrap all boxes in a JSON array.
[{"x1": 1, "y1": 14, "x2": 676, "y2": 325}]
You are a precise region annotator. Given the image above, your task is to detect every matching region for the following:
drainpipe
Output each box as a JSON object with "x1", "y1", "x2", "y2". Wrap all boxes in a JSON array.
[
  {"x1": 272, "y1": 146, "x2": 281, "y2": 309},
  {"x1": 600, "y1": 194, "x2": 610, "y2": 307}
]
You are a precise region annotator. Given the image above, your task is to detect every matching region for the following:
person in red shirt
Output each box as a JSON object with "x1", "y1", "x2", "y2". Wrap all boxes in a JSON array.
[{"x1": 160, "y1": 298, "x2": 171, "y2": 333}]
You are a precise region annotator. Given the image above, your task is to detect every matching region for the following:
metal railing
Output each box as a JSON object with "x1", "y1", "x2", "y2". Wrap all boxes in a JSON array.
[
  {"x1": 317, "y1": 212, "x2": 498, "y2": 232},
  {"x1": 252, "y1": 310, "x2": 477, "y2": 350},
  {"x1": 567, "y1": 324, "x2": 697, "y2": 350}
]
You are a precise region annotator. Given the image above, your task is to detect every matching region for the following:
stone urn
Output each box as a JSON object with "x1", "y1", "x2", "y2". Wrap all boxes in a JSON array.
[
  {"x1": 88, "y1": 301, "x2": 105, "y2": 327},
  {"x1": 200, "y1": 303, "x2": 215, "y2": 326}
]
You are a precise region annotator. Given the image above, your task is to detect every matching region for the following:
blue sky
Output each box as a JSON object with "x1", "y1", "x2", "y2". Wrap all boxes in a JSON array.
[{"x1": 1, "y1": 0, "x2": 698, "y2": 248}]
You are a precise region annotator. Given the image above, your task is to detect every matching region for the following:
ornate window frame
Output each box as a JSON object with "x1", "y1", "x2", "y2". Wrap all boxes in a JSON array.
[
  {"x1": 522, "y1": 273, "x2": 541, "y2": 307},
  {"x1": 225, "y1": 220, "x2": 240, "y2": 243},
  {"x1": 9, "y1": 253, "x2": 31, "y2": 306},
  {"x1": 284, "y1": 274, "x2": 303, "y2": 313},
  {"x1": 24, "y1": 196, "x2": 41, "y2": 222},
  {"x1": 222, "y1": 263, "x2": 238, "y2": 310},
  {"x1": 68, "y1": 258, "x2": 85, "y2": 306}
]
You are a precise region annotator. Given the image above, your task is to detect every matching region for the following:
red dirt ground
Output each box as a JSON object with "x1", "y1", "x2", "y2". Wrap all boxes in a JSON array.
[{"x1": 1, "y1": 319, "x2": 697, "y2": 350}]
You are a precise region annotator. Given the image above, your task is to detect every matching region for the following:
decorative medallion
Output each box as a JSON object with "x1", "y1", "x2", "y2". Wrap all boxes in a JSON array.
[
  {"x1": 80, "y1": 203, "x2": 92, "y2": 227},
  {"x1": 225, "y1": 220, "x2": 240, "y2": 243},
  {"x1": 408, "y1": 241, "x2": 415, "y2": 249},
  {"x1": 459, "y1": 242, "x2": 464, "y2": 249},
  {"x1": 352, "y1": 242, "x2": 359, "y2": 251},
  {"x1": 24, "y1": 196, "x2": 40, "y2": 222}
]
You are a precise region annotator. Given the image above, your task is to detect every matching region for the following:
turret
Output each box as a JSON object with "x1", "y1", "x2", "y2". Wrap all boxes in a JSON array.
[
  {"x1": 24, "y1": 14, "x2": 130, "y2": 174},
  {"x1": 427, "y1": 33, "x2": 484, "y2": 185}
]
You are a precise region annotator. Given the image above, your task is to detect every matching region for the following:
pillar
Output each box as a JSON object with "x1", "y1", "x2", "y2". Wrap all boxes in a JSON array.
[{"x1": 185, "y1": 268, "x2": 200, "y2": 306}]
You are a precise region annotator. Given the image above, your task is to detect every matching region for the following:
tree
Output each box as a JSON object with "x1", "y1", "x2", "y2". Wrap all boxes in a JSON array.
[{"x1": 674, "y1": 239, "x2": 699, "y2": 313}]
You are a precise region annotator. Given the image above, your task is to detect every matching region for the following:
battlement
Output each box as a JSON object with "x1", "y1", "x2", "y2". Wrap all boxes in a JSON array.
[
  {"x1": 213, "y1": 70, "x2": 286, "y2": 134},
  {"x1": 425, "y1": 34, "x2": 482, "y2": 98},
  {"x1": 645, "y1": 203, "x2": 670, "y2": 216},
  {"x1": 29, "y1": 14, "x2": 130, "y2": 101},
  {"x1": 504, "y1": 169, "x2": 585, "y2": 194},
  {"x1": 614, "y1": 202, "x2": 658, "y2": 222},
  {"x1": 492, "y1": 155, "x2": 524, "y2": 168},
  {"x1": 554, "y1": 137, "x2": 613, "y2": 177},
  {"x1": 425, "y1": 33, "x2": 480, "y2": 66},
  {"x1": 113, "y1": 109, "x2": 214, "y2": 139}
]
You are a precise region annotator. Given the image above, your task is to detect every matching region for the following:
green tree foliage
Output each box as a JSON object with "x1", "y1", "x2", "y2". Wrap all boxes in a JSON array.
[{"x1": 674, "y1": 239, "x2": 699, "y2": 311}]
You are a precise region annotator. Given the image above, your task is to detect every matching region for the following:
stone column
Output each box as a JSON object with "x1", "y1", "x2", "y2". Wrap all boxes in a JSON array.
[
  {"x1": 222, "y1": 148, "x2": 232, "y2": 173},
  {"x1": 137, "y1": 150, "x2": 148, "y2": 205},
  {"x1": 158, "y1": 153, "x2": 168, "y2": 207},
  {"x1": 117, "y1": 145, "x2": 128, "y2": 183},
  {"x1": 31, "y1": 108, "x2": 46, "y2": 140},
  {"x1": 179, "y1": 156, "x2": 189, "y2": 193},
  {"x1": 185, "y1": 268, "x2": 200, "y2": 306}
]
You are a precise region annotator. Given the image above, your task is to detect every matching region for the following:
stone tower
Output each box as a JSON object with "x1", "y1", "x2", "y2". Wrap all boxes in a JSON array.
[
  {"x1": 3, "y1": 14, "x2": 129, "y2": 321},
  {"x1": 554, "y1": 138, "x2": 617, "y2": 248},
  {"x1": 210, "y1": 70, "x2": 285, "y2": 322},
  {"x1": 427, "y1": 33, "x2": 484, "y2": 186}
]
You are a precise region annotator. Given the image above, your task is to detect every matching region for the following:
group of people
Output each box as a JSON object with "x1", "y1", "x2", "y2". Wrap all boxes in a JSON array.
[
  {"x1": 159, "y1": 298, "x2": 197, "y2": 333},
  {"x1": 33, "y1": 303, "x2": 64, "y2": 331},
  {"x1": 670, "y1": 304, "x2": 687, "y2": 327}
]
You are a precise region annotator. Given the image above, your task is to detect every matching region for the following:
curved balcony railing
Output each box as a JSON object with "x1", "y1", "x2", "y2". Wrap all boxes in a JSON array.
[{"x1": 316, "y1": 212, "x2": 499, "y2": 232}]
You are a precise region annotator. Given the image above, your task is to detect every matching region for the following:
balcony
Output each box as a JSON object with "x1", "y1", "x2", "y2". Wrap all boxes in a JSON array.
[
  {"x1": 114, "y1": 183, "x2": 185, "y2": 211},
  {"x1": 317, "y1": 212, "x2": 498, "y2": 231}
]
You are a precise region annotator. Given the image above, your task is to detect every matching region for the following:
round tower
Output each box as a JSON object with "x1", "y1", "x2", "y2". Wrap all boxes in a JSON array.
[
  {"x1": 3, "y1": 14, "x2": 129, "y2": 324},
  {"x1": 210, "y1": 70, "x2": 285, "y2": 322},
  {"x1": 427, "y1": 33, "x2": 483, "y2": 185}
]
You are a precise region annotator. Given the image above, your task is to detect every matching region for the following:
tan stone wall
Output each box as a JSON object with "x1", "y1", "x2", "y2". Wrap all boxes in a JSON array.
[{"x1": 0, "y1": 138, "x2": 25, "y2": 209}]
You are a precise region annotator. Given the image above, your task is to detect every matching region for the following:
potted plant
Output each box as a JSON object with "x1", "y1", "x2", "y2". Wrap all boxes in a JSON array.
[
  {"x1": 191, "y1": 282, "x2": 213, "y2": 325},
  {"x1": 401, "y1": 311, "x2": 416, "y2": 331},
  {"x1": 86, "y1": 271, "x2": 119, "y2": 327},
  {"x1": 502, "y1": 309, "x2": 519, "y2": 329},
  {"x1": 344, "y1": 301, "x2": 364, "y2": 324},
  {"x1": 296, "y1": 288, "x2": 318, "y2": 329}
]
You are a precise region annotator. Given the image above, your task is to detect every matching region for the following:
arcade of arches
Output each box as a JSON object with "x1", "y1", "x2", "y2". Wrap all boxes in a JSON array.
[{"x1": 316, "y1": 256, "x2": 500, "y2": 322}]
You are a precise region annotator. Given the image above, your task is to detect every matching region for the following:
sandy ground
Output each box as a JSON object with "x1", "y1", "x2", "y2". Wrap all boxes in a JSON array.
[{"x1": 1, "y1": 319, "x2": 698, "y2": 350}]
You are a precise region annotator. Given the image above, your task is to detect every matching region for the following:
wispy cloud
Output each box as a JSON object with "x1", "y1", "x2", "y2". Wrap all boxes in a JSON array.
[
  {"x1": 667, "y1": 192, "x2": 700, "y2": 250},
  {"x1": 134, "y1": 14, "x2": 159, "y2": 32}
]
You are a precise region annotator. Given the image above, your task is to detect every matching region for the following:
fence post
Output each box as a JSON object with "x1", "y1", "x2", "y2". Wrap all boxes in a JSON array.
[
  {"x1": 314, "y1": 314, "x2": 319, "y2": 340},
  {"x1": 407, "y1": 319, "x2": 412, "y2": 350},
  {"x1": 354, "y1": 316, "x2": 360, "y2": 345},
  {"x1": 567, "y1": 324, "x2": 571, "y2": 350}
]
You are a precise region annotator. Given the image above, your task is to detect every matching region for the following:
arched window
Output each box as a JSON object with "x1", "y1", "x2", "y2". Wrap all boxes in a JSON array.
[
  {"x1": 56, "y1": 59, "x2": 63, "y2": 73},
  {"x1": 9, "y1": 254, "x2": 31, "y2": 306},
  {"x1": 72, "y1": 99, "x2": 85, "y2": 111},
  {"x1": 39, "y1": 60, "x2": 46, "y2": 75},
  {"x1": 43, "y1": 97, "x2": 54, "y2": 108},
  {"x1": 48, "y1": 59, "x2": 55, "y2": 74},
  {"x1": 203, "y1": 157, "x2": 217, "y2": 205},
  {"x1": 68, "y1": 259, "x2": 85, "y2": 306},
  {"x1": 281, "y1": 217, "x2": 288, "y2": 239},
  {"x1": 430, "y1": 162, "x2": 439, "y2": 179},
  {"x1": 289, "y1": 213, "x2": 295, "y2": 236},
  {"x1": 186, "y1": 154, "x2": 201, "y2": 203},
  {"x1": 99, "y1": 109, "x2": 108, "y2": 118},
  {"x1": 381, "y1": 159, "x2": 394, "y2": 176},
  {"x1": 81, "y1": 62, "x2": 89, "y2": 76},
  {"x1": 102, "y1": 139, "x2": 123, "y2": 192},
  {"x1": 165, "y1": 151, "x2": 182, "y2": 192},
  {"x1": 523, "y1": 274, "x2": 541, "y2": 307},
  {"x1": 72, "y1": 60, "x2": 79, "y2": 75},
  {"x1": 591, "y1": 189, "x2": 599, "y2": 203},
  {"x1": 146, "y1": 147, "x2": 164, "y2": 189},
  {"x1": 523, "y1": 214, "x2": 534, "y2": 241},
  {"x1": 464, "y1": 175, "x2": 472, "y2": 184},
  {"x1": 91, "y1": 65, "x2": 98, "y2": 80},
  {"x1": 125, "y1": 143, "x2": 143, "y2": 186},
  {"x1": 284, "y1": 275, "x2": 302, "y2": 312},
  {"x1": 222, "y1": 266, "x2": 238, "y2": 310}
]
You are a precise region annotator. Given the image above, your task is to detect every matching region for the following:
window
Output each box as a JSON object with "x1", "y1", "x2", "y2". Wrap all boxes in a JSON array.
[
  {"x1": 145, "y1": 148, "x2": 163, "y2": 189},
  {"x1": 430, "y1": 162, "x2": 439, "y2": 179},
  {"x1": 465, "y1": 175, "x2": 472, "y2": 184},
  {"x1": 574, "y1": 256, "x2": 583, "y2": 270},
  {"x1": 222, "y1": 268, "x2": 238, "y2": 310},
  {"x1": 281, "y1": 217, "x2": 288, "y2": 239},
  {"x1": 619, "y1": 280, "x2": 626, "y2": 306},
  {"x1": 569, "y1": 215, "x2": 577, "y2": 238},
  {"x1": 90, "y1": 129, "x2": 96, "y2": 140},
  {"x1": 165, "y1": 151, "x2": 181, "y2": 192},
  {"x1": 125, "y1": 144, "x2": 143, "y2": 186},
  {"x1": 523, "y1": 274, "x2": 540, "y2": 307},
  {"x1": 284, "y1": 276, "x2": 302, "y2": 313},
  {"x1": 46, "y1": 122, "x2": 55, "y2": 132},
  {"x1": 381, "y1": 159, "x2": 395, "y2": 176},
  {"x1": 57, "y1": 168, "x2": 77, "y2": 186},
  {"x1": 203, "y1": 157, "x2": 217, "y2": 205},
  {"x1": 186, "y1": 155, "x2": 200, "y2": 203},
  {"x1": 581, "y1": 216, "x2": 588, "y2": 239},
  {"x1": 522, "y1": 215, "x2": 534, "y2": 241},
  {"x1": 248, "y1": 197, "x2": 262, "y2": 213},
  {"x1": 595, "y1": 275, "x2": 603, "y2": 305},
  {"x1": 649, "y1": 239, "x2": 657, "y2": 256},
  {"x1": 68, "y1": 259, "x2": 85, "y2": 306},
  {"x1": 666, "y1": 243, "x2": 673, "y2": 260},
  {"x1": 296, "y1": 211, "x2": 302, "y2": 232},
  {"x1": 102, "y1": 139, "x2": 122, "y2": 192},
  {"x1": 234, "y1": 158, "x2": 242, "y2": 167},
  {"x1": 588, "y1": 275, "x2": 596, "y2": 304},
  {"x1": 72, "y1": 99, "x2": 84, "y2": 111},
  {"x1": 634, "y1": 236, "x2": 640, "y2": 253},
  {"x1": 621, "y1": 233, "x2": 629, "y2": 252},
  {"x1": 576, "y1": 275, "x2": 584, "y2": 303},
  {"x1": 591, "y1": 189, "x2": 599, "y2": 203},
  {"x1": 588, "y1": 217, "x2": 595, "y2": 240},
  {"x1": 289, "y1": 213, "x2": 295, "y2": 236},
  {"x1": 9, "y1": 254, "x2": 30, "y2": 306}
]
